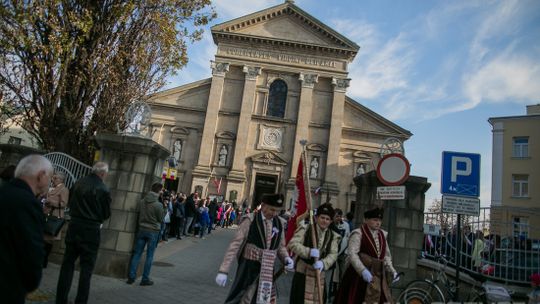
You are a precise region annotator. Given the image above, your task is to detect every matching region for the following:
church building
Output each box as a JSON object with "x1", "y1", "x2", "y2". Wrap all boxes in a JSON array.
[{"x1": 148, "y1": 1, "x2": 411, "y2": 212}]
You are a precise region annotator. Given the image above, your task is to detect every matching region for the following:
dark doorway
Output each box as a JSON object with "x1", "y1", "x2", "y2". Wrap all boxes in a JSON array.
[
  {"x1": 253, "y1": 174, "x2": 277, "y2": 209},
  {"x1": 164, "y1": 178, "x2": 179, "y2": 193}
]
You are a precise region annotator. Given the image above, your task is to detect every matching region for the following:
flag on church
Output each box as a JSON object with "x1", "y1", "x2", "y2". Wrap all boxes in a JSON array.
[
  {"x1": 213, "y1": 177, "x2": 222, "y2": 194},
  {"x1": 286, "y1": 157, "x2": 308, "y2": 244},
  {"x1": 313, "y1": 186, "x2": 322, "y2": 196}
]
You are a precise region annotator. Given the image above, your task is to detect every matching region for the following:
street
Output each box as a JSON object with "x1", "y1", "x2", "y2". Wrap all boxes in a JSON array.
[{"x1": 27, "y1": 227, "x2": 293, "y2": 304}]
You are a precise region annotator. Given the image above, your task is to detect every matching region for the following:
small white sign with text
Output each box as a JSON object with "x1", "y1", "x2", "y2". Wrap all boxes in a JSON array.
[
  {"x1": 442, "y1": 195, "x2": 480, "y2": 216},
  {"x1": 376, "y1": 186, "x2": 406, "y2": 200}
]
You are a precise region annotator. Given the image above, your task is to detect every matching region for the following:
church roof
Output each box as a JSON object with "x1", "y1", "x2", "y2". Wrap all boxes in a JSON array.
[
  {"x1": 211, "y1": 1, "x2": 359, "y2": 61},
  {"x1": 344, "y1": 96, "x2": 413, "y2": 138}
]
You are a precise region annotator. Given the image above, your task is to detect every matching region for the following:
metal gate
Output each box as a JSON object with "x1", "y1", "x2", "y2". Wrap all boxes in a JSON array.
[{"x1": 44, "y1": 152, "x2": 91, "y2": 189}]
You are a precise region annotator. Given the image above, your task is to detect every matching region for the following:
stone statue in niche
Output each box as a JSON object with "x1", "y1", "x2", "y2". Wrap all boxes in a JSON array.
[
  {"x1": 173, "y1": 139, "x2": 182, "y2": 161},
  {"x1": 218, "y1": 145, "x2": 228, "y2": 166},
  {"x1": 356, "y1": 163, "x2": 366, "y2": 176},
  {"x1": 310, "y1": 157, "x2": 319, "y2": 178}
]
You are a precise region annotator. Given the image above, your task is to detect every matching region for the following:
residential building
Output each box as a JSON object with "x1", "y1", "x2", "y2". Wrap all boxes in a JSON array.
[{"x1": 489, "y1": 104, "x2": 540, "y2": 239}]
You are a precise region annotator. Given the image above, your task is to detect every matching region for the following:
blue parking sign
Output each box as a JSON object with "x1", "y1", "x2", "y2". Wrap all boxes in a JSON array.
[{"x1": 441, "y1": 151, "x2": 480, "y2": 197}]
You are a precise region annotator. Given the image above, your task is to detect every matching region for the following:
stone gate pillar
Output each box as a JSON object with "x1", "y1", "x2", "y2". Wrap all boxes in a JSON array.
[
  {"x1": 91, "y1": 133, "x2": 169, "y2": 277},
  {"x1": 353, "y1": 170, "x2": 430, "y2": 291}
]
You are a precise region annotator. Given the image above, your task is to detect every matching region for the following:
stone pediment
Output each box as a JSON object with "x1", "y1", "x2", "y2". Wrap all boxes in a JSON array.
[
  {"x1": 212, "y1": 2, "x2": 359, "y2": 57},
  {"x1": 250, "y1": 151, "x2": 288, "y2": 166},
  {"x1": 343, "y1": 97, "x2": 412, "y2": 138},
  {"x1": 234, "y1": 15, "x2": 334, "y2": 46}
]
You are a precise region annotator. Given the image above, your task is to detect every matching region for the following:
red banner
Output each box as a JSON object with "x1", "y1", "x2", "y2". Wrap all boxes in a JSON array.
[{"x1": 286, "y1": 157, "x2": 308, "y2": 244}]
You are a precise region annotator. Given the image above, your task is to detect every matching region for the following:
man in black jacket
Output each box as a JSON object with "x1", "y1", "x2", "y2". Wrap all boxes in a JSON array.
[
  {"x1": 0, "y1": 155, "x2": 54, "y2": 304},
  {"x1": 183, "y1": 192, "x2": 198, "y2": 236},
  {"x1": 56, "y1": 162, "x2": 111, "y2": 304}
]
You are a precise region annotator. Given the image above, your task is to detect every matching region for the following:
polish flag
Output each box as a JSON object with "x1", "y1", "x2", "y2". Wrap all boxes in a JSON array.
[{"x1": 286, "y1": 157, "x2": 308, "y2": 244}]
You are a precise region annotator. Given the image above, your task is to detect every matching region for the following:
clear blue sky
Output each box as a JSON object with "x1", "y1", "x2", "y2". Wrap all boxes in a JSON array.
[{"x1": 165, "y1": 0, "x2": 540, "y2": 208}]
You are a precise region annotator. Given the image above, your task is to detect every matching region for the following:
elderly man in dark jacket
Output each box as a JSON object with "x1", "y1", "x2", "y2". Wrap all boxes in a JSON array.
[
  {"x1": 127, "y1": 182, "x2": 165, "y2": 286},
  {"x1": 56, "y1": 162, "x2": 111, "y2": 304},
  {"x1": 0, "y1": 155, "x2": 54, "y2": 304}
]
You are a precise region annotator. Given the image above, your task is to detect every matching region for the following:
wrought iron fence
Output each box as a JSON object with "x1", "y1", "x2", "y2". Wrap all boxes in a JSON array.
[
  {"x1": 44, "y1": 152, "x2": 91, "y2": 189},
  {"x1": 423, "y1": 208, "x2": 540, "y2": 286}
]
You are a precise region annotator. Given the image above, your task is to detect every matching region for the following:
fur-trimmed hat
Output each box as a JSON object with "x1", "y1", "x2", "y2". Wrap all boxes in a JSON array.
[
  {"x1": 364, "y1": 207, "x2": 384, "y2": 219},
  {"x1": 316, "y1": 203, "x2": 335, "y2": 218},
  {"x1": 261, "y1": 193, "x2": 285, "y2": 208}
]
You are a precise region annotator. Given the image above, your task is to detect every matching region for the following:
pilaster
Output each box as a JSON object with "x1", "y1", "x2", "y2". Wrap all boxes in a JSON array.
[
  {"x1": 289, "y1": 73, "x2": 318, "y2": 181},
  {"x1": 229, "y1": 65, "x2": 261, "y2": 182},
  {"x1": 192, "y1": 61, "x2": 229, "y2": 177},
  {"x1": 324, "y1": 77, "x2": 349, "y2": 192}
]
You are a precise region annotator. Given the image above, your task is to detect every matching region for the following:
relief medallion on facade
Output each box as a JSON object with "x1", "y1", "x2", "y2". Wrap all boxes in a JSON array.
[{"x1": 257, "y1": 125, "x2": 284, "y2": 152}]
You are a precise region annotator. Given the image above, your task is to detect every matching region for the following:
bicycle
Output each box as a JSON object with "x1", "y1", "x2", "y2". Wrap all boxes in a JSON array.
[{"x1": 397, "y1": 255, "x2": 487, "y2": 303}]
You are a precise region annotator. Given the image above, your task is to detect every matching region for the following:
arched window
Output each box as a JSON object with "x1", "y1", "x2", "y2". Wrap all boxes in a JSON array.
[{"x1": 266, "y1": 80, "x2": 287, "y2": 118}]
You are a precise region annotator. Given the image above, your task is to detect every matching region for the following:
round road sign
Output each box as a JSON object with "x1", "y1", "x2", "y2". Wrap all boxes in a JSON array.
[{"x1": 376, "y1": 153, "x2": 410, "y2": 186}]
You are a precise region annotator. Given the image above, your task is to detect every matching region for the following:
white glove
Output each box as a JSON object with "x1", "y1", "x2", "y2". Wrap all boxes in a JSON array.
[
  {"x1": 313, "y1": 260, "x2": 324, "y2": 270},
  {"x1": 361, "y1": 269, "x2": 373, "y2": 283},
  {"x1": 215, "y1": 273, "x2": 227, "y2": 287},
  {"x1": 285, "y1": 257, "x2": 295, "y2": 271},
  {"x1": 392, "y1": 272, "x2": 400, "y2": 283},
  {"x1": 309, "y1": 248, "x2": 320, "y2": 258}
]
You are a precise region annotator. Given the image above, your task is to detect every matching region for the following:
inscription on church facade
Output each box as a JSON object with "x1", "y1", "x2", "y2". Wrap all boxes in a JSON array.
[{"x1": 222, "y1": 46, "x2": 340, "y2": 69}]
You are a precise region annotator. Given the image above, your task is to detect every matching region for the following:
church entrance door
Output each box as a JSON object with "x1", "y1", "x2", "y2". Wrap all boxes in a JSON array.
[{"x1": 253, "y1": 174, "x2": 277, "y2": 209}]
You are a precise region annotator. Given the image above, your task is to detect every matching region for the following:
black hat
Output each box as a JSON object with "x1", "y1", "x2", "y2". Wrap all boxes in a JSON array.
[
  {"x1": 316, "y1": 203, "x2": 335, "y2": 218},
  {"x1": 261, "y1": 193, "x2": 285, "y2": 208},
  {"x1": 364, "y1": 207, "x2": 384, "y2": 219}
]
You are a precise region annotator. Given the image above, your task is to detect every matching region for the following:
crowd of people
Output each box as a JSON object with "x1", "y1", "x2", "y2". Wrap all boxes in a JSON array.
[
  {"x1": 215, "y1": 192, "x2": 400, "y2": 304},
  {"x1": 4, "y1": 155, "x2": 538, "y2": 303},
  {"x1": 0, "y1": 156, "x2": 111, "y2": 304}
]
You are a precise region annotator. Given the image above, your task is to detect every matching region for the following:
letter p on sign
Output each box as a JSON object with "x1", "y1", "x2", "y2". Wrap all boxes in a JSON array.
[
  {"x1": 451, "y1": 156, "x2": 471, "y2": 182},
  {"x1": 441, "y1": 151, "x2": 480, "y2": 197}
]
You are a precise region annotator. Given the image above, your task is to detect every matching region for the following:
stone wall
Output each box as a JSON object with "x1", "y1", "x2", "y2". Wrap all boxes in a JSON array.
[
  {"x1": 353, "y1": 170, "x2": 430, "y2": 294},
  {"x1": 50, "y1": 133, "x2": 170, "y2": 278}
]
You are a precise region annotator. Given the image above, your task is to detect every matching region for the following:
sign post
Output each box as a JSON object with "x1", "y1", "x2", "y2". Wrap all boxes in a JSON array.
[{"x1": 440, "y1": 151, "x2": 481, "y2": 300}]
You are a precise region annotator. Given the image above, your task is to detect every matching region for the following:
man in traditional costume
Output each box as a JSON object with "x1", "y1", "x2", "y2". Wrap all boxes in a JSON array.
[
  {"x1": 334, "y1": 207, "x2": 399, "y2": 304},
  {"x1": 288, "y1": 203, "x2": 341, "y2": 304},
  {"x1": 215, "y1": 193, "x2": 294, "y2": 304}
]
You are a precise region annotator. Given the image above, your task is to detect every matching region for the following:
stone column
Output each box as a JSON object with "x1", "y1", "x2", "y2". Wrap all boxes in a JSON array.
[
  {"x1": 63, "y1": 133, "x2": 169, "y2": 278},
  {"x1": 227, "y1": 65, "x2": 261, "y2": 202},
  {"x1": 354, "y1": 171, "x2": 431, "y2": 295},
  {"x1": 289, "y1": 73, "x2": 318, "y2": 181},
  {"x1": 192, "y1": 61, "x2": 229, "y2": 177},
  {"x1": 323, "y1": 77, "x2": 350, "y2": 198}
]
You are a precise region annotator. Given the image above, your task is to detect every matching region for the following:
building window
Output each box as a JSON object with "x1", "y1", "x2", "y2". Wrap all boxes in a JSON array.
[
  {"x1": 512, "y1": 174, "x2": 528, "y2": 197},
  {"x1": 7, "y1": 136, "x2": 22, "y2": 145},
  {"x1": 266, "y1": 79, "x2": 287, "y2": 118},
  {"x1": 513, "y1": 217, "x2": 529, "y2": 239},
  {"x1": 512, "y1": 137, "x2": 529, "y2": 158}
]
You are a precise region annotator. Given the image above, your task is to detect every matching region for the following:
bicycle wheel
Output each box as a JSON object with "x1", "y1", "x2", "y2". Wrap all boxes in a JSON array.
[
  {"x1": 398, "y1": 287, "x2": 432, "y2": 304},
  {"x1": 398, "y1": 280, "x2": 445, "y2": 304}
]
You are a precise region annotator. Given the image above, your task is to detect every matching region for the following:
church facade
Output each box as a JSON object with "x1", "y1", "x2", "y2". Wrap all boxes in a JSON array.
[{"x1": 148, "y1": 1, "x2": 411, "y2": 211}]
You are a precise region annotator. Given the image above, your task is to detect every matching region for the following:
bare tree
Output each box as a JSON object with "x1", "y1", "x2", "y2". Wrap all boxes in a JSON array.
[{"x1": 0, "y1": 0, "x2": 216, "y2": 162}]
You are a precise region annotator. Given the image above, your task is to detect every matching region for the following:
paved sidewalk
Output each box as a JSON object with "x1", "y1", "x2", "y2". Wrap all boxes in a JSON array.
[{"x1": 26, "y1": 227, "x2": 293, "y2": 304}]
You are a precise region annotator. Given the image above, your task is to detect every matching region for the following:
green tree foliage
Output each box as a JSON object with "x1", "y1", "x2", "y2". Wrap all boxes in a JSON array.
[{"x1": 0, "y1": 0, "x2": 216, "y2": 162}]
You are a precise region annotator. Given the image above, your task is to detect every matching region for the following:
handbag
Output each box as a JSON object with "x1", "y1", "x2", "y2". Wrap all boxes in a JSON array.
[{"x1": 44, "y1": 202, "x2": 66, "y2": 237}]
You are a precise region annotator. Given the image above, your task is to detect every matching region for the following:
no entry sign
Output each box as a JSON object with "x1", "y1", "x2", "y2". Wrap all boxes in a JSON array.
[{"x1": 376, "y1": 153, "x2": 410, "y2": 186}]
